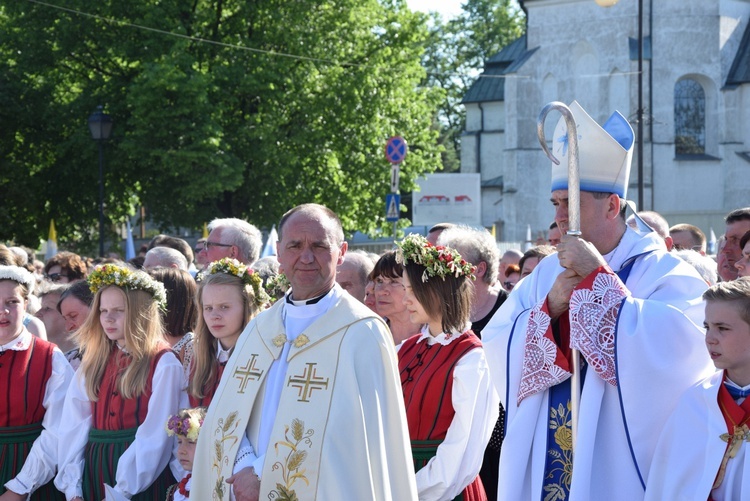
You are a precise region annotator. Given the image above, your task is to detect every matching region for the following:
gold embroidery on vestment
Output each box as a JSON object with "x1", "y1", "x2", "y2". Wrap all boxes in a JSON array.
[
  {"x1": 212, "y1": 411, "x2": 240, "y2": 500},
  {"x1": 269, "y1": 418, "x2": 315, "y2": 500},
  {"x1": 287, "y1": 362, "x2": 329, "y2": 403},
  {"x1": 544, "y1": 400, "x2": 573, "y2": 501},
  {"x1": 714, "y1": 423, "x2": 750, "y2": 489},
  {"x1": 233, "y1": 354, "x2": 264, "y2": 394}
]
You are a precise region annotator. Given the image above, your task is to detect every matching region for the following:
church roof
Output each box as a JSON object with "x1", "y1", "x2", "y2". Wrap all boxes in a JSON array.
[
  {"x1": 462, "y1": 35, "x2": 538, "y2": 104},
  {"x1": 726, "y1": 21, "x2": 750, "y2": 87}
]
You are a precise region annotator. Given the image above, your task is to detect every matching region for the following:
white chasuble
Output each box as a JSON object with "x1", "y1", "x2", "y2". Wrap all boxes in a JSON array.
[{"x1": 191, "y1": 292, "x2": 417, "y2": 501}]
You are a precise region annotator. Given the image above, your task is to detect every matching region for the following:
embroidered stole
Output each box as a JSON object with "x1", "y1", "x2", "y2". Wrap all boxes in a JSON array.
[
  {"x1": 193, "y1": 300, "x2": 364, "y2": 501},
  {"x1": 538, "y1": 257, "x2": 639, "y2": 500}
]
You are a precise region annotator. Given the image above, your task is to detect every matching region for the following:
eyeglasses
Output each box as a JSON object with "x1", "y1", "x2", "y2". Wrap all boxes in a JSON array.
[
  {"x1": 203, "y1": 241, "x2": 233, "y2": 251},
  {"x1": 374, "y1": 277, "x2": 404, "y2": 290},
  {"x1": 44, "y1": 273, "x2": 69, "y2": 282},
  {"x1": 503, "y1": 281, "x2": 515, "y2": 291}
]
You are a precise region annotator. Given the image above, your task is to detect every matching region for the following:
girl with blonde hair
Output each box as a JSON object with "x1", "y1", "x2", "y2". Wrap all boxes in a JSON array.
[
  {"x1": 55, "y1": 264, "x2": 185, "y2": 501},
  {"x1": 186, "y1": 258, "x2": 268, "y2": 407}
]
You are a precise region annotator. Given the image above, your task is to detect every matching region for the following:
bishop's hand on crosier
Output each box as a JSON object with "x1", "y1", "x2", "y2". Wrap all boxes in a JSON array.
[
  {"x1": 557, "y1": 235, "x2": 608, "y2": 279},
  {"x1": 547, "y1": 269, "x2": 583, "y2": 320}
]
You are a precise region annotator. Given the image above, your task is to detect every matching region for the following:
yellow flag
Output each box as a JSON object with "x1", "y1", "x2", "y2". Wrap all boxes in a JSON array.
[
  {"x1": 202, "y1": 222, "x2": 209, "y2": 239},
  {"x1": 45, "y1": 220, "x2": 58, "y2": 260}
]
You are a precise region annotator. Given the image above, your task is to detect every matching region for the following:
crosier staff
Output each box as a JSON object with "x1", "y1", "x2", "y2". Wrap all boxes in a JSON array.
[{"x1": 537, "y1": 101, "x2": 582, "y2": 454}]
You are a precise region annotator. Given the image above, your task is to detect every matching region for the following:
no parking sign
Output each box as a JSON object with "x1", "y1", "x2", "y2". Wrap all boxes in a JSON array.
[{"x1": 385, "y1": 136, "x2": 407, "y2": 164}]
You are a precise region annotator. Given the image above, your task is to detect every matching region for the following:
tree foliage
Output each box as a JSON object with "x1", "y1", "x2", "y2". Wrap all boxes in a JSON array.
[
  {"x1": 0, "y1": 0, "x2": 442, "y2": 249},
  {"x1": 422, "y1": 0, "x2": 525, "y2": 171}
]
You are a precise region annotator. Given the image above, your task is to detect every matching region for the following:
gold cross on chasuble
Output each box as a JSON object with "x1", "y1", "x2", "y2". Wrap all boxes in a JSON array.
[
  {"x1": 233, "y1": 354, "x2": 264, "y2": 394},
  {"x1": 288, "y1": 362, "x2": 330, "y2": 402},
  {"x1": 713, "y1": 423, "x2": 750, "y2": 489}
]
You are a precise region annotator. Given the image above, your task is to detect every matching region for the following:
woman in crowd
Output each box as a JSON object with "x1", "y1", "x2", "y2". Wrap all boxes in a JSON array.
[
  {"x1": 396, "y1": 234, "x2": 498, "y2": 501},
  {"x1": 149, "y1": 268, "x2": 198, "y2": 369},
  {"x1": 502, "y1": 264, "x2": 521, "y2": 292},
  {"x1": 43, "y1": 252, "x2": 87, "y2": 284},
  {"x1": 371, "y1": 250, "x2": 422, "y2": 348}
]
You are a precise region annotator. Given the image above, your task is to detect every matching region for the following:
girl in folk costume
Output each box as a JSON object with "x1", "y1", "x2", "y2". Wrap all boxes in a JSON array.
[
  {"x1": 164, "y1": 407, "x2": 206, "y2": 501},
  {"x1": 186, "y1": 258, "x2": 268, "y2": 408},
  {"x1": 0, "y1": 266, "x2": 73, "y2": 500},
  {"x1": 396, "y1": 234, "x2": 499, "y2": 501},
  {"x1": 54, "y1": 264, "x2": 186, "y2": 501}
]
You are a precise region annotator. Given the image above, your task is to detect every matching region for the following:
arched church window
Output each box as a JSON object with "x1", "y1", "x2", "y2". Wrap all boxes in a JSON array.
[{"x1": 674, "y1": 78, "x2": 705, "y2": 155}]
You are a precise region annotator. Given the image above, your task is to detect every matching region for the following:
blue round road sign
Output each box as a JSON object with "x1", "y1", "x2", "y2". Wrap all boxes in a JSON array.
[{"x1": 385, "y1": 136, "x2": 408, "y2": 164}]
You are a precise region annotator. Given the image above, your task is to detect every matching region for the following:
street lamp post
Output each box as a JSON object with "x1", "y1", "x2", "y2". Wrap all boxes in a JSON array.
[
  {"x1": 88, "y1": 105, "x2": 113, "y2": 258},
  {"x1": 596, "y1": 0, "x2": 645, "y2": 210}
]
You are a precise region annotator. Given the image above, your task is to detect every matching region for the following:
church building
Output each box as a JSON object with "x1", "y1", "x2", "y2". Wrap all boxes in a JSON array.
[{"x1": 461, "y1": 0, "x2": 750, "y2": 241}]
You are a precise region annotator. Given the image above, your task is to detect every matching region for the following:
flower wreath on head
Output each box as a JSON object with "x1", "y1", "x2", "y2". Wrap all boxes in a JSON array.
[
  {"x1": 88, "y1": 263, "x2": 168, "y2": 310},
  {"x1": 0, "y1": 265, "x2": 35, "y2": 290},
  {"x1": 165, "y1": 410, "x2": 204, "y2": 442},
  {"x1": 396, "y1": 233, "x2": 476, "y2": 283},
  {"x1": 197, "y1": 258, "x2": 270, "y2": 308},
  {"x1": 264, "y1": 272, "x2": 290, "y2": 303}
]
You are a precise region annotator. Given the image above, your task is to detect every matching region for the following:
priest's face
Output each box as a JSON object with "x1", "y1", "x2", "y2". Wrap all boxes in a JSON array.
[
  {"x1": 705, "y1": 300, "x2": 750, "y2": 386},
  {"x1": 277, "y1": 210, "x2": 346, "y2": 300}
]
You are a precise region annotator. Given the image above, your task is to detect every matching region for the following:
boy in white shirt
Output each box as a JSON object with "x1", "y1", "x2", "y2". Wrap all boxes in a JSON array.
[{"x1": 647, "y1": 277, "x2": 750, "y2": 500}]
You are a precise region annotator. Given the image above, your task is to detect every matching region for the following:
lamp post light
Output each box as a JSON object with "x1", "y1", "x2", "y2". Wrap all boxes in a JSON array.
[
  {"x1": 596, "y1": 0, "x2": 645, "y2": 210},
  {"x1": 88, "y1": 105, "x2": 113, "y2": 258}
]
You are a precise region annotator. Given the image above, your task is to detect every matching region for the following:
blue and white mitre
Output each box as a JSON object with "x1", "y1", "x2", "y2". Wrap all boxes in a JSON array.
[{"x1": 550, "y1": 100, "x2": 635, "y2": 199}]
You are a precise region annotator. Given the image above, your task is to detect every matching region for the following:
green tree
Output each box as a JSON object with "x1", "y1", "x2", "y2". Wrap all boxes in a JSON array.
[
  {"x1": 422, "y1": 0, "x2": 525, "y2": 171},
  {"x1": 0, "y1": 0, "x2": 442, "y2": 250}
]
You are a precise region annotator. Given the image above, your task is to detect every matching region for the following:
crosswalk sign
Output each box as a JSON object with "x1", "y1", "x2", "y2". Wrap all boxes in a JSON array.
[{"x1": 385, "y1": 193, "x2": 400, "y2": 222}]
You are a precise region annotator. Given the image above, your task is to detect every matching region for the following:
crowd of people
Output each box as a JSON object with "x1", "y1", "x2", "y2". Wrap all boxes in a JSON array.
[{"x1": 2, "y1": 101, "x2": 750, "y2": 501}]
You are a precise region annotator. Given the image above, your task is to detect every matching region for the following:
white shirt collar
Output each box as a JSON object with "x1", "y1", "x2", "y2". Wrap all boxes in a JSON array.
[
  {"x1": 283, "y1": 286, "x2": 341, "y2": 320},
  {"x1": 216, "y1": 340, "x2": 233, "y2": 364},
  {"x1": 0, "y1": 329, "x2": 31, "y2": 352},
  {"x1": 415, "y1": 322, "x2": 471, "y2": 346},
  {"x1": 725, "y1": 377, "x2": 750, "y2": 392}
]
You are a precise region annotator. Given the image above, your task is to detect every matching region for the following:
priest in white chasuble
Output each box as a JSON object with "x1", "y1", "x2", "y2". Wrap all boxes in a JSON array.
[
  {"x1": 191, "y1": 203, "x2": 417, "y2": 501},
  {"x1": 481, "y1": 101, "x2": 714, "y2": 501}
]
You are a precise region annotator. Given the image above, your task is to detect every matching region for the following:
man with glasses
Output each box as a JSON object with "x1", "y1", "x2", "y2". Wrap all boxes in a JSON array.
[{"x1": 200, "y1": 218, "x2": 263, "y2": 266}]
